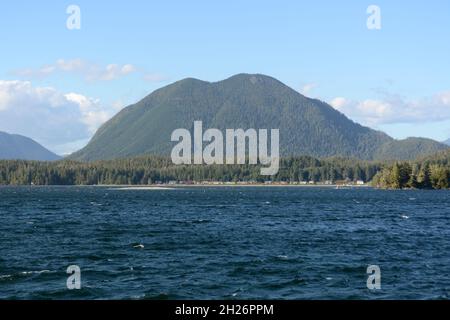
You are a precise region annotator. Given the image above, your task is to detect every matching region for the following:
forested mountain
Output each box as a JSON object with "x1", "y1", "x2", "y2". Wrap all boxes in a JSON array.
[
  {"x1": 0, "y1": 131, "x2": 60, "y2": 161},
  {"x1": 69, "y1": 74, "x2": 448, "y2": 161}
]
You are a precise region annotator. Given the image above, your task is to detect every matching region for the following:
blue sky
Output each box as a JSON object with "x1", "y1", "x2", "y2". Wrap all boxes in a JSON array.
[{"x1": 1, "y1": 0, "x2": 449, "y2": 154}]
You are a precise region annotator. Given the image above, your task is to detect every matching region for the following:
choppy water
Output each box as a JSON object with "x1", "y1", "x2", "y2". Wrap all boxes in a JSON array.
[{"x1": 0, "y1": 186, "x2": 449, "y2": 300}]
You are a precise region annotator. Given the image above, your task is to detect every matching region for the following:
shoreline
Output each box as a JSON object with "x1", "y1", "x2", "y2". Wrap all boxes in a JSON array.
[{"x1": 1, "y1": 183, "x2": 372, "y2": 188}]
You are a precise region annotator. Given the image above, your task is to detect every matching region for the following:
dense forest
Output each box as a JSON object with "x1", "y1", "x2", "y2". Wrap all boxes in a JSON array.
[
  {"x1": 372, "y1": 150, "x2": 450, "y2": 189},
  {"x1": 0, "y1": 156, "x2": 382, "y2": 185}
]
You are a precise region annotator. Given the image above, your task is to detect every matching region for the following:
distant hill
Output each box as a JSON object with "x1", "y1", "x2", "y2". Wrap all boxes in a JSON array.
[
  {"x1": 416, "y1": 148, "x2": 450, "y2": 164},
  {"x1": 374, "y1": 137, "x2": 448, "y2": 161},
  {"x1": 443, "y1": 139, "x2": 450, "y2": 146},
  {"x1": 69, "y1": 73, "x2": 449, "y2": 161},
  {"x1": 0, "y1": 131, "x2": 60, "y2": 161}
]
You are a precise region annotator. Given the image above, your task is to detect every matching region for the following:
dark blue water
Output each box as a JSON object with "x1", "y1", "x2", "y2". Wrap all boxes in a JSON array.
[{"x1": 0, "y1": 186, "x2": 449, "y2": 300}]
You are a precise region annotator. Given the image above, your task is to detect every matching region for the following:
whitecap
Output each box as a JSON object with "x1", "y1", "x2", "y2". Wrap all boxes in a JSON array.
[
  {"x1": 21, "y1": 270, "x2": 51, "y2": 275},
  {"x1": 113, "y1": 187, "x2": 177, "y2": 191}
]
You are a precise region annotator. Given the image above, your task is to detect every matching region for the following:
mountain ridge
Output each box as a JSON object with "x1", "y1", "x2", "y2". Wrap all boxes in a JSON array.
[{"x1": 0, "y1": 131, "x2": 61, "y2": 161}]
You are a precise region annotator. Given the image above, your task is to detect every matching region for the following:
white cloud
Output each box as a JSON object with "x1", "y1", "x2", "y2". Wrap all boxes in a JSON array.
[
  {"x1": 15, "y1": 59, "x2": 85, "y2": 78},
  {"x1": 64, "y1": 93, "x2": 110, "y2": 134},
  {"x1": 121, "y1": 64, "x2": 136, "y2": 74},
  {"x1": 300, "y1": 83, "x2": 317, "y2": 96},
  {"x1": 0, "y1": 80, "x2": 117, "y2": 155},
  {"x1": 56, "y1": 58, "x2": 85, "y2": 72},
  {"x1": 330, "y1": 91, "x2": 450, "y2": 127},
  {"x1": 96, "y1": 63, "x2": 137, "y2": 81},
  {"x1": 13, "y1": 59, "x2": 166, "y2": 83},
  {"x1": 329, "y1": 97, "x2": 348, "y2": 110}
]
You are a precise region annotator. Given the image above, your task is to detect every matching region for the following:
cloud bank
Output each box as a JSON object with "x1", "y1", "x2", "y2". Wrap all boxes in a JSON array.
[
  {"x1": 330, "y1": 91, "x2": 450, "y2": 127},
  {"x1": 0, "y1": 80, "x2": 117, "y2": 155}
]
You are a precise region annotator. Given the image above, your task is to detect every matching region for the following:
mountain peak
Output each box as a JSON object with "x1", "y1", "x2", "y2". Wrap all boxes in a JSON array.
[
  {"x1": 174, "y1": 73, "x2": 283, "y2": 86},
  {"x1": 176, "y1": 77, "x2": 209, "y2": 85},
  {"x1": 219, "y1": 73, "x2": 286, "y2": 87}
]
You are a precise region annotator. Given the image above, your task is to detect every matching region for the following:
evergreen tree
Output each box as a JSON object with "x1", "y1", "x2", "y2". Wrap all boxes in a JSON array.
[
  {"x1": 407, "y1": 173, "x2": 418, "y2": 189},
  {"x1": 417, "y1": 164, "x2": 432, "y2": 189},
  {"x1": 390, "y1": 163, "x2": 401, "y2": 189}
]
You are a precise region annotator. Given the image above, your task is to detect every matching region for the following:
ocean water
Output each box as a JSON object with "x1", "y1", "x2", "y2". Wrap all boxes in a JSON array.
[{"x1": 0, "y1": 186, "x2": 449, "y2": 300}]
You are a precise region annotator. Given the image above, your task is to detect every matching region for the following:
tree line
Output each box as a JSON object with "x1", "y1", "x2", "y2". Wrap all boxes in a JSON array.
[
  {"x1": 372, "y1": 150, "x2": 450, "y2": 189},
  {"x1": 0, "y1": 156, "x2": 381, "y2": 185},
  {"x1": 1, "y1": 152, "x2": 448, "y2": 188}
]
